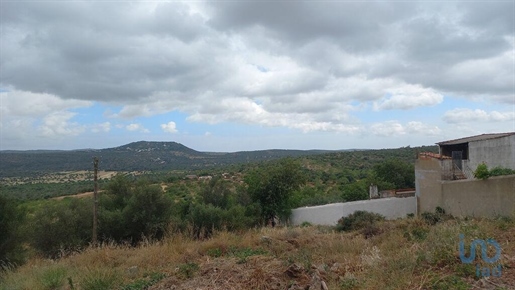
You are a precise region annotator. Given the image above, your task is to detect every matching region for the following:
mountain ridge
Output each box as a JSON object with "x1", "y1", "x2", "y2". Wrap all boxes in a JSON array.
[{"x1": 0, "y1": 141, "x2": 338, "y2": 177}]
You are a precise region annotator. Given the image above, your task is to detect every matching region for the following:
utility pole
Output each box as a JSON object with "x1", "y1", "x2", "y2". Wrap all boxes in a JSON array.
[{"x1": 92, "y1": 157, "x2": 99, "y2": 246}]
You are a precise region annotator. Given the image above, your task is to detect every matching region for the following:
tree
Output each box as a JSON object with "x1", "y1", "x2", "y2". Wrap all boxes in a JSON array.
[
  {"x1": 372, "y1": 159, "x2": 415, "y2": 189},
  {"x1": 0, "y1": 196, "x2": 25, "y2": 266},
  {"x1": 245, "y1": 159, "x2": 306, "y2": 226},
  {"x1": 27, "y1": 198, "x2": 92, "y2": 258},
  {"x1": 99, "y1": 176, "x2": 173, "y2": 244}
]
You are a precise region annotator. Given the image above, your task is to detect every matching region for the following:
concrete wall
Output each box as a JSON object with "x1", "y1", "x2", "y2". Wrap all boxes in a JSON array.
[
  {"x1": 290, "y1": 197, "x2": 416, "y2": 226},
  {"x1": 469, "y1": 135, "x2": 515, "y2": 170},
  {"x1": 415, "y1": 156, "x2": 443, "y2": 213},
  {"x1": 440, "y1": 175, "x2": 515, "y2": 217}
]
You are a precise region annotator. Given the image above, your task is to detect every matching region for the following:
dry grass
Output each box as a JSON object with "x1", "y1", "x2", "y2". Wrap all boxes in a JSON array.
[{"x1": 1, "y1": 217, "x2": 514, "y2": 290}]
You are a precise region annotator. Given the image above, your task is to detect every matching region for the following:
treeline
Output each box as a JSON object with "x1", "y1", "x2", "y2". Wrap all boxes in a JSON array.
[{"x1": 0, "y1": 180, "x2": 109, "y2": 200}]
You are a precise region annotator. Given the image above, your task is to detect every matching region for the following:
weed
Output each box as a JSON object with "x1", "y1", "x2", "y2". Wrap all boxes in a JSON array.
[
  {"x1": 494, "y1": 215, "x2": 514, "y2": 231},
  {"x1": 40, "y1": 266, "x2": 67, "y2": 290},
  {"x1": 206, "y1": 247, "x2": 223, "y2": 258},
  {"x1": 67, "y1": 277, "x2": 75, "y2": 290},
  {"x1": 228, "y1": 246, "x2": 267, "y2": 264},
  {"x1": 339, "y1": 275, "x2": 359, "y2": 289},
  {"x1": 422, "y1": 207, "x2": 451, "y2": 226},
  {"x1": 430, "y1": 275, "x2": 469, "y2": 290},
  {"x1": 80, "y1": 269, "x2": 119, "y2": 290},
  {"x1": 300, "y1": 221, "x2": 312, "y2": 227},
  {"x1": 454, "y1": 263, "x2": 477, "y2": 279},
  {"x1": 403, "y1": 219, "x2": 430, "y2": 241},
  {"x1": 121, "y1": 272, "x2": 165, "y2": 290},
  {"x1": 177, "y1": 262, "x2": 199, "y2": 279},
  {"x1": 362, "y1": 223, "x2": 383, "y2": 239}
]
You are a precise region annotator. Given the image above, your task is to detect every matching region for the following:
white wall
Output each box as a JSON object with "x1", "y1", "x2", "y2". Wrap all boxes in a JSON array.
[{"x1": 290, "y1": 197, "x2": 416, "y2": 226}]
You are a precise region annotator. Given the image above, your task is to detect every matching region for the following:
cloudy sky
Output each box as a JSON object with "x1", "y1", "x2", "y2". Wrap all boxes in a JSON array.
[{"x1": 1, "y1": 1, "x2": 514, "y2": 151}]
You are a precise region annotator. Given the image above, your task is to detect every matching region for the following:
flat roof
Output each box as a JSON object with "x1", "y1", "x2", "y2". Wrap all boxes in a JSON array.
[{"x1": 437, "y1": 132, "x2": 515, "y2": 146}]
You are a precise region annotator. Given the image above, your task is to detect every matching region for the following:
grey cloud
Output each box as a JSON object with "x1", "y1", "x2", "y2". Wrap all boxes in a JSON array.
[
  {"x1": 208, "y1": 1, "x2": 416, "y2": 52},
  {"x1": 1, "y1": 0, "x2": 513, "y2": 131}
]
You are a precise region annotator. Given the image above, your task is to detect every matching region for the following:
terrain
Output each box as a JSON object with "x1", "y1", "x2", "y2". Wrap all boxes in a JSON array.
[
  {"x1": 2, "y1": 216, "x2": 514, "y2": 290},
  {"x1": 1, "y1": 142, "x2": 513, "y2": 289}
]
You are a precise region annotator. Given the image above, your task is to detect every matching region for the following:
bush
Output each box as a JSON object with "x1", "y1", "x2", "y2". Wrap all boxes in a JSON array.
[
  {"x1": 27, "y1": 198, "x2": 92, "y2": 258},
  {"x1": 489, "y1": 166, "x2": 515, "y2": 177},
  {"x1": 473, "y1": 163, "x2": 490, "y2": 180},
  {"x1": 421, "y1": 207, "x2": 450, "y2": 226},
  {"x1": 336, "y1": 211, "x2": 384, "y2": 232}
]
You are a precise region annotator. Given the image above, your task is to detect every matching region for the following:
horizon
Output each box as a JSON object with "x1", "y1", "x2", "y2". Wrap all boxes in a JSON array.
[
  {"x1": 0, "y1": 139, "x2": 435, "y2": 153},
  {"x1": 1, "y1": 2, "x2": 514, "y2": 152}
]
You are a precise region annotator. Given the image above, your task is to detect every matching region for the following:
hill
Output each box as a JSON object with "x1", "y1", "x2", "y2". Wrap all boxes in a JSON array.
[{"x1": 0, "y1": 141, "x2": 335, "y2": 177}]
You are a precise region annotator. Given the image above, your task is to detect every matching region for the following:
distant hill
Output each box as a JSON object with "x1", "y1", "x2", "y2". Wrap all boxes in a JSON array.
[{"x1": 0, "y1": 141, "x2": 337, "y2": 177}]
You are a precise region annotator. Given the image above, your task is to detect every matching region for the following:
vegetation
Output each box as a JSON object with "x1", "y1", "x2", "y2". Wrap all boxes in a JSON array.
[
  {"x1": 0, "y1": 196, "x2": 25, "y2": 266},
  {"x1": 0, "y1": 146, "x2": 435, "y2": 270},
  {"x1": 371, "y1": 158, "x2": 415, "y2": 189},
  {"x1": 246, "y1": 158, "x2": 306, "y2": 225},
  {"x1": 474, "y1": 163, "x2": 515, "y2": 180},
  {"x1": 1, "y1": 216, "x2": 513, "y2": 289},
  {"x1": 0, "y1": 180, "x2": 108, "y2": 200},
  {"x1": 474, "y1": 163, "x2": 490, "y2": 180}
]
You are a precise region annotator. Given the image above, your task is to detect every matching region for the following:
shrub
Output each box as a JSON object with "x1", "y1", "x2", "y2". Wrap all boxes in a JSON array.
[
  {"x1": 80, "y1": 269, "x2": 119, "y2": 290},
  {"x1": 473, "y1": 163, "x2": 490, "y2": 180},
  {"x1": 421, "y1": 207, "x2": 450, "y2": 226},
  {"x1": 39, "y1": 267, "x2": 67, "y2": 290},
  {"x1": 27, "y1": 198, "x2": 92, "y2": 258},
  {"x1": 336, "y1": 211, "x2": 385, "y2": 232},
  {"x1": 177, "y1": 263, "x2": 199, "y2": 279},
  {"x1": 489, "y1": 166, "x2": 515, "y2": 177}
]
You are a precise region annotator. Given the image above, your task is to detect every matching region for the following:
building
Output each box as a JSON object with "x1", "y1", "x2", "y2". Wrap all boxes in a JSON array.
[
  {"x1": 415, "y1": 132, "x2": 515, "y2": 217},
  {"x1": 436, "y1": 132, "x2": 515, "y2": 180}
]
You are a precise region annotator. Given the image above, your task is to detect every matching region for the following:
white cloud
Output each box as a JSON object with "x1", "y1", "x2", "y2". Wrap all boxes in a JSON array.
[
  {"x1": 39, "y1": 111, "x2": 85, "y2": 137},
  {"x1": 161, "y1": 121, "x2": 178, "y2": 133},
  {"x1": 370, "y1": 121, "x2": 406, "y2": 137},
  {"x1": 405, "y1": 121, "x2": 442, "y2": 136},
  {"x1": 369, "y1": 121, "x2": 441, "y2": 137},
  {"x1": 373, "y1": 85, "x2": 444, "y2": 111},
  {"x1": 443, "y1": 108, "x2": 515, "y2": 123},
  {"x1": 126, "y1": 123, "x2": 149, "y2": 133},
  {"x1": 91, "y1": 122, "x2": 111, "y2": 133},
  {"x1": 0, "y1": 90, "x2": 92, "y2": 117}
]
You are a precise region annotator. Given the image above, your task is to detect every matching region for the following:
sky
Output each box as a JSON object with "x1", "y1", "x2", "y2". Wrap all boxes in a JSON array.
[{"x1": 0, "y1": 1, "x2": 514, "y2": 152}]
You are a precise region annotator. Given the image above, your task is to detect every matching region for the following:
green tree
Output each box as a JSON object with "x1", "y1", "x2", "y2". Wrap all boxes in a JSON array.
[
  {"x1": 27, "y1": 198, "x2": 92, "y2": 258},
  {"x1": 341, "y1": 181, "x2": 368, "y2": 202},
  {"x1": 99, "y1": 176, "x2": 173, "y2": 243},
  {"x1": 199, "y1": 177, "x2": 231, "y2": 209},
  {"x1": 0, "y1": 196, "x2": 25, "y2": 266},
  {"x1": 372, "y1": 159, "x2": 415, "y2": 189},
  {"x1": 122, "y1": 184, "x2": 173, "y2": 241},
  {"x1": 245, "y1": 159, "x2": 306, "y2": 225}
]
